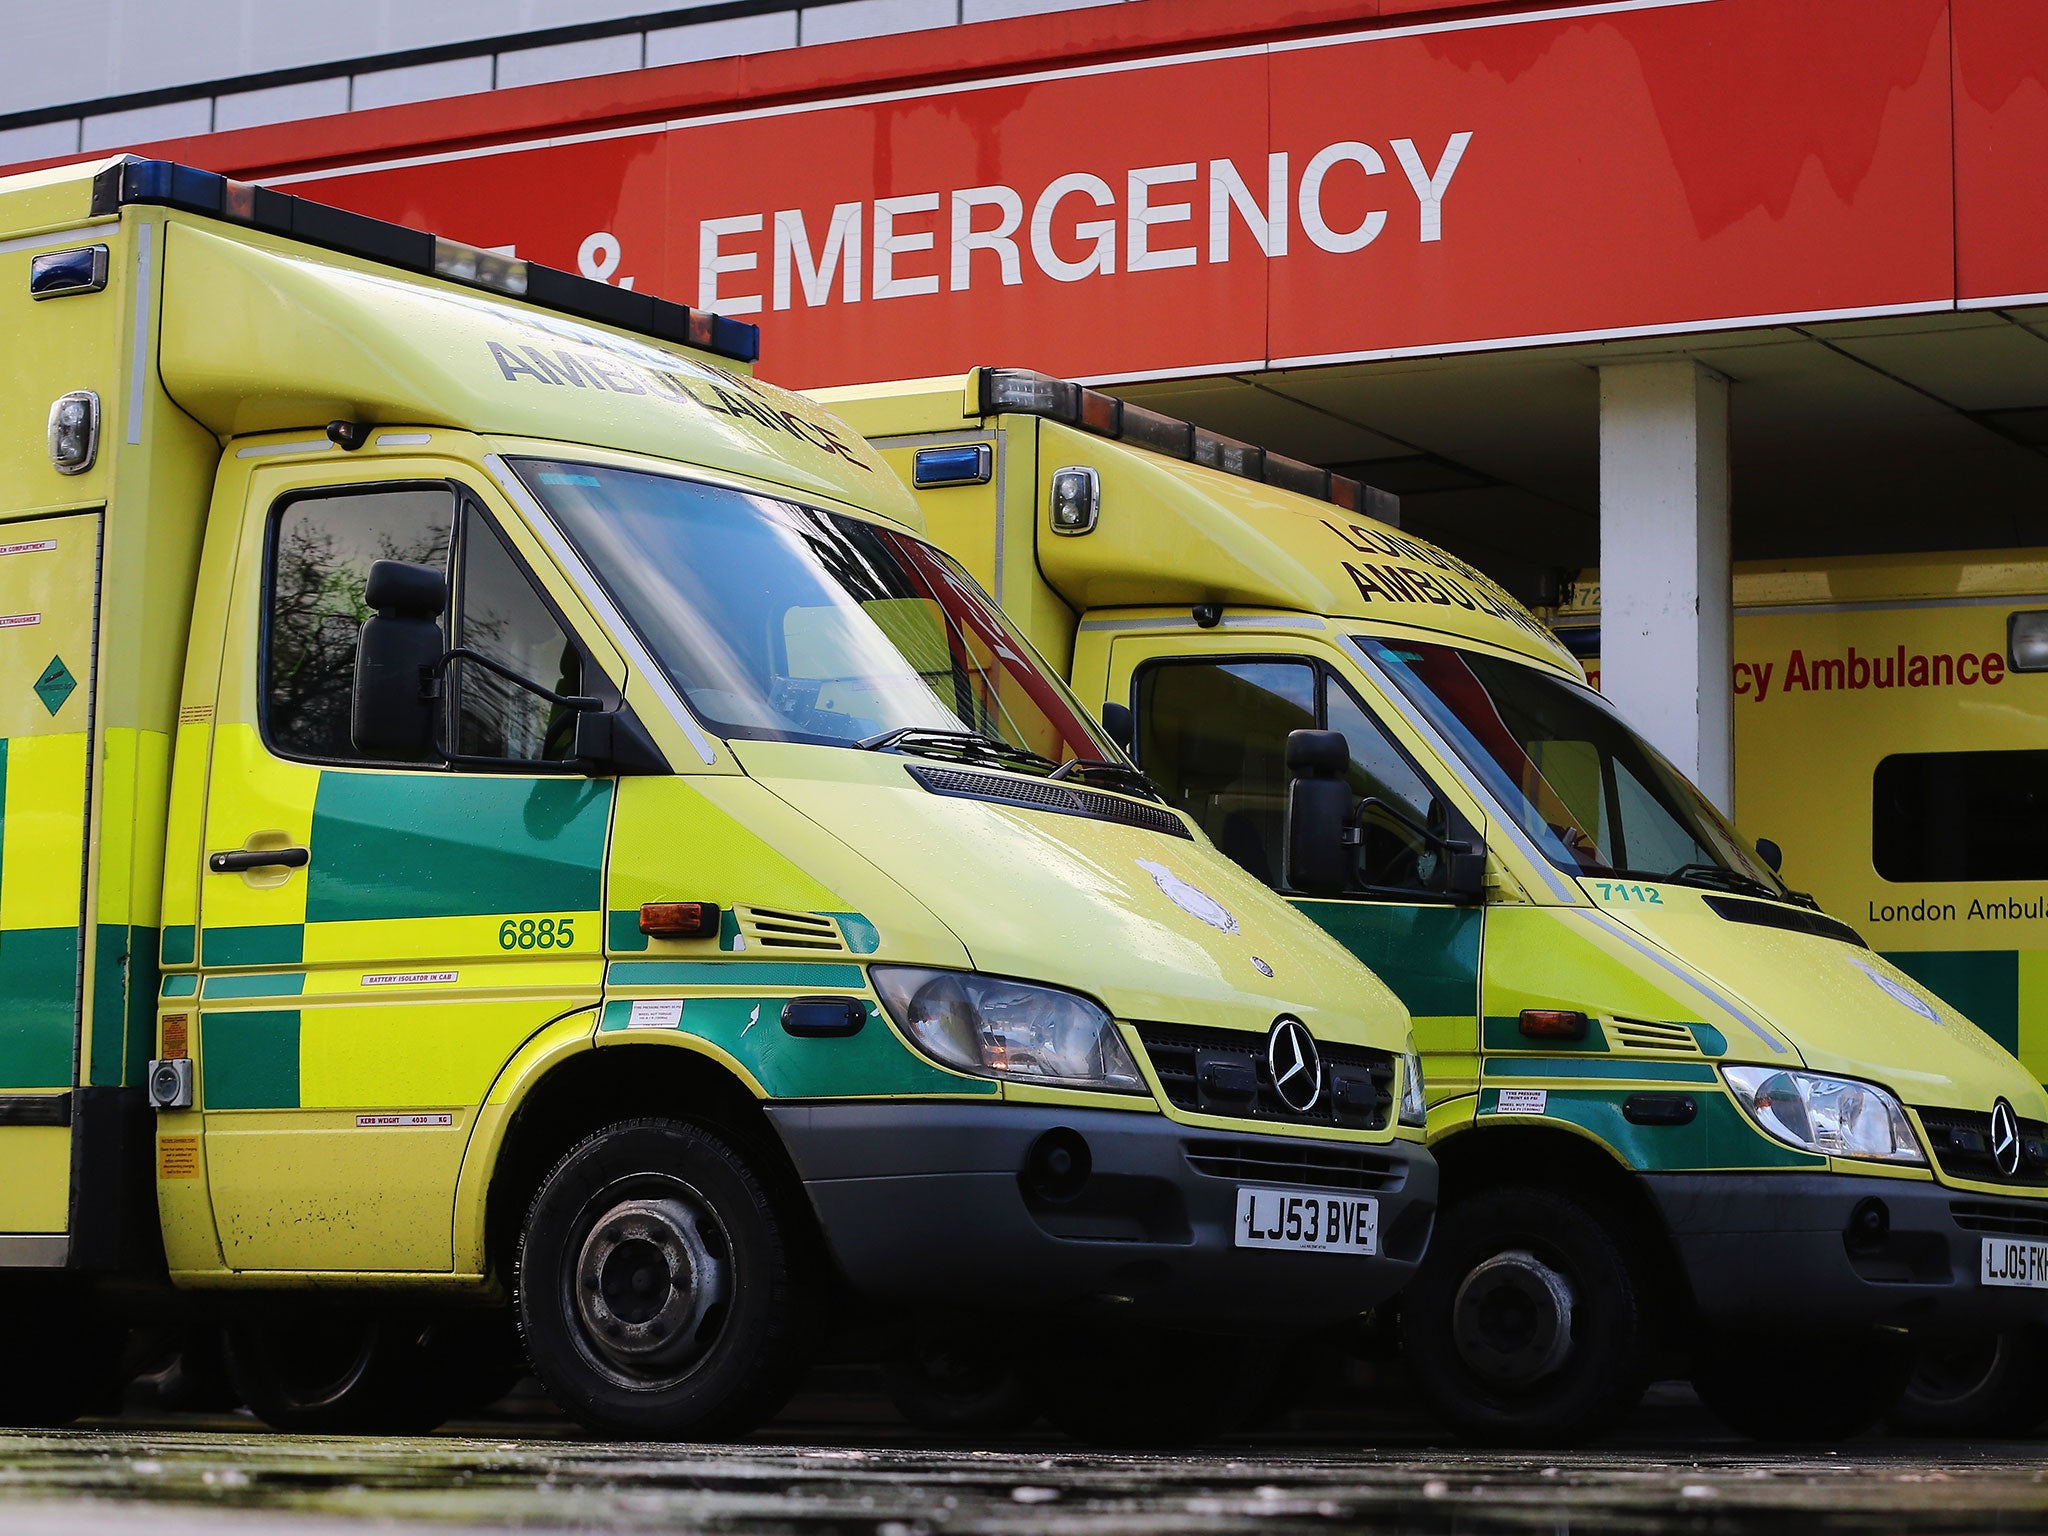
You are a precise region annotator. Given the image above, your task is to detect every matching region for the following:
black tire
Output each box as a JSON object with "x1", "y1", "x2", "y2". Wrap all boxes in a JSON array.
[
  {"x1": 1397, "y1": 1185, "x2": 1650, "y2": 1446},
  {"x1": 1889, "y1": 1329, "x2": 2048, "y2": 1438},
  {"x1": 1021, "y1": 1325, "x2": 1273, "y2": 1447},
  {"x1": 0, "y1": 1286, "x2": 127, "y2": 1427},
  {"x1": 882, "y1": 1321, "x2": 1038, "y2": 1434},
  {"x1": 130, "y1": 1325, "x2": 239, "y2": 1415},
  {"x1": 1693, "y1": 1328, "x2": 1911, "y2": 1442},
  {"x1": 225, "y1": 1309, "x2": 456, "y2": 1434},
  {"x1": 514, "y1": 1116, "x2": 821, "y2": 1440},
  {"x1": 426, "y1": 1311, "x2": 528, "y2": 1421}
]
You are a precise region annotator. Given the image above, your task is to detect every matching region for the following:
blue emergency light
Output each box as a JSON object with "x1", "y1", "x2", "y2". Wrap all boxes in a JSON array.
[{"x1": 912, "y1": 444, "x2": 993, "y2": 487}]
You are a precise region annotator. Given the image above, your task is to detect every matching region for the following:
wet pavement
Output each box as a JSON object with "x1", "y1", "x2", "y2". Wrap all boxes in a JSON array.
[{"x1": 3, "y1": 1406, "x2": 2047, "y2": 1536}]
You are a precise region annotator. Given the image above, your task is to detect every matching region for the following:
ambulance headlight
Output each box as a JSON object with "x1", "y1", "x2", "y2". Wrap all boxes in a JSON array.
[
  {"x1": 48, "y1": 390, "x2": 99, "y2": 475},
  {"x1": 1400, "y1": 1035, "x2": 1427, "y2": 1128},
  {"x1": 1723, "y1": 1066, "x2": 1924, "y2": 1164},
  {"x1": 872, "y1": 966, "x2": 1145, "y2": 1092},
  {"x1": 2009, "y1": 611, "x2": 2048, "y2": 673}
]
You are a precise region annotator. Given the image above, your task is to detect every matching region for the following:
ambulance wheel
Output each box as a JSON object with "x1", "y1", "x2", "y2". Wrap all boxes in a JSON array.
[
  {"x1": 515, "y1": 1116, "x2": 821, "y2": 1440},
  {"x1": 1888, "y1": 1329, "x2": 2048, "y2": 1438},
  {"x1": 0, "y1": 1286, "x2": 127, "y2": 1426},
  {"x1": 1398, "y1": 1185, "x2": 1649, "y2": 1445},
  {"x1": 1692, "y1": 1327, "x2": 1911, "y2": 1442},
  {"x1": 225, "y1": 1309, "x2": 455, "y2": 1434},
  {"x1": 882, "y1": 1319, "x2": 1038, "y2": 1434},
  {"x1": 1022, "y1": 1325, "x2": 1270, "y2": 1447}
]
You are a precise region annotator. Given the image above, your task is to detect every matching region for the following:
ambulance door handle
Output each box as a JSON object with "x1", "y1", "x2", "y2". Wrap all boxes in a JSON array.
[{"x1": 208, "y1": 847, "x2": 310, "y2": 874}]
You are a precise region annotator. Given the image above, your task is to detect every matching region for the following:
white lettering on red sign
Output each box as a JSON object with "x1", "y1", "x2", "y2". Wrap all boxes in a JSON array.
[{"x1": 696, "y1": 134, "x2": 1475, "y2": 314}]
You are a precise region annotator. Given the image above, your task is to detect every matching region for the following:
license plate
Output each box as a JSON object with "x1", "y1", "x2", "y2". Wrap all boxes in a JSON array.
[
  {"x1": 1981, "y1": 1236, "x2": 2048, "y2": 1288},
  {"x1": 1234, "y1": 1186, "x2": 1378, "y2": 1255}
]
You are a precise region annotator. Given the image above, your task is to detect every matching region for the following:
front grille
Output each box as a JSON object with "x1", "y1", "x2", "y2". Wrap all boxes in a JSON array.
[
  {"x1": 1609, "y1": 1018, "x2": 1700, "y2": 1055},
  {"x1": 907, "y1": 765, "x2": 1191, "y2": 839},
  {"x1": 1183, "y1": 1137, "x2": 1407, "y2": 1192},
  {"x1": 1135, "y1": 1020, "x2": 1394, "y2": 1130},
  {"x1": 1952, "y1": 1200, "x2": 2048, "y2": 1239},
  {"x1": 1915, "y1": 1106, "x2": 2048, "y2": 1187},
  {"x1": 738, "y1": 906, "x2": 845, "y2": 952}
]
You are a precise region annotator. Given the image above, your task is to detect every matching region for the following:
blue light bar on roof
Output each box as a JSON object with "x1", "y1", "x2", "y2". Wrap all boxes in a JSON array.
[{"x1": 89, "y1": 157, "x2": 761, "y2": 366}]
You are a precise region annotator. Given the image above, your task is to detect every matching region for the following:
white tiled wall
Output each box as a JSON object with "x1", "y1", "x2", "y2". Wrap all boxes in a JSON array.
[
  {"x1": 0, "y1": 0, "x2": 1148, "y2": 163},
  {"x1": 646, "y1": 12, "x2": 801, "y2": 67},
  {"x1": 213, "y1": 77, "x2": 351, "y2": 134},
  {"x1": 495, "y1": 33, "x2": 645, "y2": 92},
  {"x1": 800, "y1": 0, "x2": 959, "y2": 47}
]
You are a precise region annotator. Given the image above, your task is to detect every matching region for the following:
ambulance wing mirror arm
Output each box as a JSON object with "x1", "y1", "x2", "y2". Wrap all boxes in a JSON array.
[
  {"x1": 353, "y1": 560, "x2": 449, "y2": 759},
  {"x1": 1100, "y1": 702, "x2": 1134, "y2": 752},
  {"x1": 1285, "y1": 729, "x2": 1354, "y2": 898},
  {"x1": 1285, "y1": 729, "x2": 1488, "y2": 902}
]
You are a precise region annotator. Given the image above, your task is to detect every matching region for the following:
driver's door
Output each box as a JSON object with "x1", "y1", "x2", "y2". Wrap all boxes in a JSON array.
[
  {"x1": 1110, "y1": 636, "x2": 1485, "y2": 1104},
  {"x1": 196, "y1": 464, "x2": 612, "y2": 1273}
]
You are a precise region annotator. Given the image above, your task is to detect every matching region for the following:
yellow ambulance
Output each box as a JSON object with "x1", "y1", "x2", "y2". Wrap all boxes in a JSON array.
[
  {"x1": 0, "y1": 159, "x2": 1436, "y2": 1441},
  {"x1": 820, "y1": 368, "x2": 2048, "y2": 1444},
  {"x1": 1548, "y1": 552, "x2": 2048, "y2": 1435}
]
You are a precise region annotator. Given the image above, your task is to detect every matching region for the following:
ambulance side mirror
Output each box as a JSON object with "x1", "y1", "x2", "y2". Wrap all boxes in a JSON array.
[
  {"x1": 1755, "y1": 838, "x2": 1783, "y2": 874},
  {"x1": 1286, "y1": 729, "x2": 1353, "y2": 898},
  {"x1": 352, "y1": 559, "x2": 447, "y2": 759},
  {"x1": 1100, "y1": 701, "x2": 1134, "y2": 752}
]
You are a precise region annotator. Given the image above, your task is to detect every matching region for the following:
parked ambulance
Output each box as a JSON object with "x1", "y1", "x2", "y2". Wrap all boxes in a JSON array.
[
  {"x1": 0, "y1": 160, "x2": 1436, "y2": 1442},
  {"x1": 819, "y1": 368, "x2": 2048, "y2": 1444},
  {"x1": 1545, "y1": 553, "x2": 2048, "y2": 1435}
]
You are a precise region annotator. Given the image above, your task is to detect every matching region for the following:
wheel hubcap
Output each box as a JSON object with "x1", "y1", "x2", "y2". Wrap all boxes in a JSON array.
[
  {"x1": 1450, "y1": 1248, "x2": 1576, "y2": 1388},
  {"x1": 573, "y1": 1196, "x2": 728, "y2": 1373},
  {"x1": 1909, "y1": 1334, "x2": 2007, "y2": 1408}
]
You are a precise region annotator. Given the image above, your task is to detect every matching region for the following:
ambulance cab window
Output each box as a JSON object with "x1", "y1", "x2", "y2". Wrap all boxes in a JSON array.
[
  {"x1": 265, "y1": 486, "x2": 454, "y2": 762},
  {"x1": 452, "y1": 506, "x2": 582, "y2": 762},
  {"x1": 1134, "y1": 659, "x2": 1445, "y2": 895},
  {"x1": 1873, "y1": 750, "x2": 2048, "y2": 882}
]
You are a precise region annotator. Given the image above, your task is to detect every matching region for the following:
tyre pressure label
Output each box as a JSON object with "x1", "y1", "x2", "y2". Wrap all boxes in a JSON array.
[
  {"x1": 1981, "y1": 1237, "x2": 2048, "y2": 1289},
  {"x1": 1234, "y1": 1186, "x2": 1378, "y2": 1255}
]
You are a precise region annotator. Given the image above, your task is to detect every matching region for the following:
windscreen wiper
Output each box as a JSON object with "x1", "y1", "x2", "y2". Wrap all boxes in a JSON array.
[
  {"x1": 1047, "y1": 757, "x2": 1163, "y2": 801},
  {"x1": 1664, "y1": 863, "x2": 1782, "y2": 901},
  {"x1": 857, "y1": 726, "x2": 1060, "y2": 774}
]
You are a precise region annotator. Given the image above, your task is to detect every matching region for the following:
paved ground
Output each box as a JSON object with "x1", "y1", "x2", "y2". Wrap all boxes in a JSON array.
[{"x1": 4, "y1": 1399, "x2": 2047, "y2": 1536}]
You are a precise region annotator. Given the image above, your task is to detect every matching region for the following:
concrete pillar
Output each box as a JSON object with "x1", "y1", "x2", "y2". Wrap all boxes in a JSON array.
[{"x1": 1598, "y1": 360, "x2": 1732, "y2": 811}]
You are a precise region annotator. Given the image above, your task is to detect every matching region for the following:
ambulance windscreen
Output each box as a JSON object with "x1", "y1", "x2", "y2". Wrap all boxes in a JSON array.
[
  {"x1": 1361, "y1": 638, "x2": 1784, "y2": 895},
  {"x1": 515, "y1": 460, "x2": 1110, "y2": 764}
]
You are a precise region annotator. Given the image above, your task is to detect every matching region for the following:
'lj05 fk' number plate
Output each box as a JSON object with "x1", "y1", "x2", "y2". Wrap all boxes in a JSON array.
[
  {"x1": 1234, "y1": 1186, "x2": 1378, "y2": 1255},
  {"x1": 1981, "y1": 1236, "x2": 2048, "y2": 1289}
]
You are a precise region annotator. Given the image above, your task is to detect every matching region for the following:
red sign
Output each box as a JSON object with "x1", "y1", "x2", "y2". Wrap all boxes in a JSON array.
[{"x1": 258, "y1": 0, "x2": 1971, "y2": 390}]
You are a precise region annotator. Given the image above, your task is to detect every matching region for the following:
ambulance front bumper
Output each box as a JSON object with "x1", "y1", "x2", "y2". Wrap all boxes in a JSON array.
[
  {"x1": 1649, "y1": 1171, "x2": 2048, "y2": 1333},
  {"x1": 765, "y1": 1102, "x2": 1437, "y2": 1329}
]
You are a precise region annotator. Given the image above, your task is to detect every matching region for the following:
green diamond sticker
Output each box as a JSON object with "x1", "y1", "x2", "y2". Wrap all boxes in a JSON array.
[{"x1": 33, "y1": 656, "x2": 75, "y2": 716}]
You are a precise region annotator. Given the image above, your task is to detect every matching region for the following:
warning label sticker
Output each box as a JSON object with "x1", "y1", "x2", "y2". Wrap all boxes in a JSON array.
[
  {"x1": 1496, "y1": 1089, "x2": 1549, "y2": 1115},
  {"x1": 356, "y1": 1113, "x2": 456, "y2": 1129},
  {"x1": 627, "y1": 1000, "x2": 684, "y2": 1029},
  {"x1": 160, "y1": 1014, "x2": 189, "y2": 1059},
  {"x1": 158, "y1": 1136, "x2": 200, "y2": 1179},
  {"x1": 0, "y1": 541, "x2": 56, "y2": 557},
  {"x1": 0, "y1": 614, "x2": 40, "y2": 629},
  {"x1": 362, "y1": 970, "x2": 459, "y2": 987}
]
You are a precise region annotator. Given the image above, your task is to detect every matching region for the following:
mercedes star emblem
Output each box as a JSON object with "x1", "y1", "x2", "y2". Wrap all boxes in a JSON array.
[
  {"x1": 1267, "y1": 1016, "x2": 1322, "y2": 1113},
  {"x1": 1992, "y1": 1098, "x2": 2022, "y2": 1178}
]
